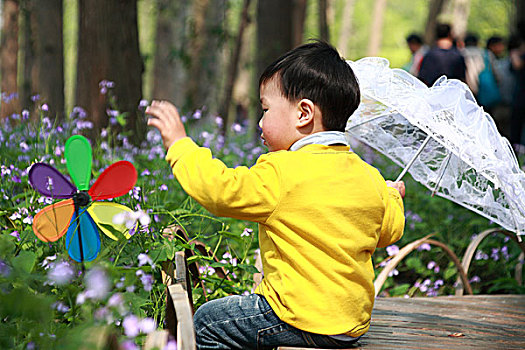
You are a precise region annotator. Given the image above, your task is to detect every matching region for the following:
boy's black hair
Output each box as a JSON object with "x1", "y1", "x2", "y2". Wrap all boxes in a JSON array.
[
  {"x1": 259, "y1": 40, "x2": 360, "y2": 132},
  {"x1": 406, "y1": 33, "x2": 423, "y2": 45},
  {"x1": 464, "y1": 33, "x2": 479, "y2": 47},
  {"x1": 486, "y1": 36, "x2": 503, "y2": 49},
  {"x1": 436, "y1": 23, "x2": 452, "y2": 39}
]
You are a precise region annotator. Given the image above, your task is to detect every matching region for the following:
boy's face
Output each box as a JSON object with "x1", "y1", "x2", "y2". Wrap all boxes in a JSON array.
[{"x1": 259, "y1": 78, "x2": 299, "y2": 152}]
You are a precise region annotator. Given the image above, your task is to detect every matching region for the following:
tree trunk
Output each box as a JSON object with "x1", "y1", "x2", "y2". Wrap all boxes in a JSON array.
[
  {"x1": 424, "y1": 0, "x2": 448, "y2": 45},
  {"x1": 31, "y1": 0, "x2": 64, "y2": 120},
  {"x1": 256, "y1": 0, "x2": 294, "y2": 79},
  {"x1": 292, "y1": 0, "x2": 307, "y2": 47},
  {"x1": 152, "y1": 0, "x2": 190, "y2": 105},
  {"x1": 184, "y1": 0, "x2": 226, "y2": 114},
  {"x1": 337, "y1": 0, "x2": 356, "y2": 58},
  {"x1": 256, "y1": 0, "x2": 294, "y2": 140},
  {"x1": 218, "y1": 0, "x2": 251, "y2": 136},
  {"x1": 514, "y1": 0, "x2": 525, "y2": 37},
  {"x1": 318, "y1": 0, "x2": 329, "y2": 42},
  {"x1": 19, "y1": 0, "x2": 34, "y2": 112},
  {"x1": 76, "y1": 0, "x2": 143, "y2": 140},
  {"x1": 1, "y1": 0, "x2": 20, "y2": 119},
  {"x1": 367, "y1": 0, "x2": 387, "y2": 56},
  {"x1": 450, "y1": 0, "x2": 471, "y2": 40}
]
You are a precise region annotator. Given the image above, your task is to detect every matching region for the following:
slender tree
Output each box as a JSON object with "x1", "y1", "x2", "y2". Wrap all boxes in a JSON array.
[
  {"x1": 20, "y1": 0, "x2": 34, "y2": 112},
  {"x1": 185, "y1": 0, "x2": 226, "y2": 114},
  {"x1": 152, "y1": 0, "x2": 191, "y2": 105},
  {"x1": 218, "y1": 0, "x2": 251, "y2": 135},
  {"x1": 1, "y1": 0, "x2": 20, "y2": 119},
  {"x1": 515, "y1": 0, "x2": 525, "y2": 35},
  {"x1": 292, "y1": 0, "x2": 307, "y2": 47},
  {"x1": 337, "y1": 0, "x2": 356, "y2": 58},
  {"x1": 319, "y1": 0, "x2": 329, "y2": 42},
  {"x1": 450, "y1": 0, "x2": 471, "y2": 40},
  {"x1": 424, "y1": 0, "x2": 448, "y2": 45},
  {"x1": 367, "y1": 0, "x2": 388, "y2": 56},
  {"x1": 31, "y1": 0, "x2": 64, "y2": 119},
  {"x1": 256, "y1": 0, "x2": 294, "y2": 81},
  {"x1": 256, "y1": 0, "x2": 294, "y2": 140},
  {"x1": 76, "y1": 0, "x2": 143, "y2": 140}
]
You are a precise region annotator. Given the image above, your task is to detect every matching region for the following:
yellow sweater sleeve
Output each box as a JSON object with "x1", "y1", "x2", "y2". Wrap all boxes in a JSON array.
[
  {"x1": 377, "y1": 186, "x2": 405, "y2": 248},
  {"x1": 165, "y1": 137, "x2": 280, "y2": 222}
]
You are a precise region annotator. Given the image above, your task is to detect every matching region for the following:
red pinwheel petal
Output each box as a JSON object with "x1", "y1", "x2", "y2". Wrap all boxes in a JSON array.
[{"x1": 88, "y1": 161, "x2": 137, "y2": 201}]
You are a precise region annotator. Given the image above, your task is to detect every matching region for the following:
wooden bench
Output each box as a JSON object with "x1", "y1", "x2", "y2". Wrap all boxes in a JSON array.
[{"x1": 147, "y1": 228, "x2": 525, "y2": 349}]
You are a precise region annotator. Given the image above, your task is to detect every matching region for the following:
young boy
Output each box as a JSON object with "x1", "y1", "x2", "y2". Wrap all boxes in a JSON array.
[{"x1": 147, "y1": 41, "x2": 405, "y2": 350}]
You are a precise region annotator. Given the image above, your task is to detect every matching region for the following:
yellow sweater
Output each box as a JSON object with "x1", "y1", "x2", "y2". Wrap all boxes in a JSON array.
[{"x1": 166, "y1": 137, "x2": 405, "y2": 337}]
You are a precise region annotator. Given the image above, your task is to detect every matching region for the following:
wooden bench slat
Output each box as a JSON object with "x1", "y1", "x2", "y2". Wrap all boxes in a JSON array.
[{"x1": 279, "y1": 295, "x2": 525, "y2": 350}]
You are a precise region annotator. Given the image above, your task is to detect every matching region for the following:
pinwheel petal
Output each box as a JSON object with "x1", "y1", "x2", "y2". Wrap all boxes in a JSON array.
[
  {"x1": 28, "y1": 163, "x2": 76, "y2": 198},
  {"x1": 88, "y1": 161, "x2": 137, "y2": 201},
  {"x1": 65, "y1": 209, "x2": 100, "y2": 262},
  {"x1": 88, "y1": 202, "x2": 136, "y2": 240},
  {"x1": 65, "y1": 135, "x2": 92, "y2": 191},
  {"x1": 32, "y1": 199, "x2": 75, "y2": 242}
]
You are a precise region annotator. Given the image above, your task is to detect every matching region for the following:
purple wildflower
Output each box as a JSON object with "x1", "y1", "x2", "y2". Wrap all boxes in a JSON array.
[
  {"x1": 164, "y1": 340, "x2": 178, "y2": 350},
  {"x1": 108, "y1": 293, "x2": 124, "y2": 308},
  {"x1": 469, "y1": 276, "x2": 481, "y2": 283},
  {"x1": 501, "y1": 246, "x2": 510, "y2": 260},
  {"x1": 136, "y1": 270, "x2": 154, "y2": 292},
  {"x1": 139, "y1": 99, "x2": 149, "y2": 108},
  {"x1": 52, "y1": 301, "x2": 70, "y2": 313},
  {"x1": 123, "y1": 315, "x2": 140, "y2": 337},
  {"x1": 0, "y1": 260, "x2": 11, "y2": 277},
  {"x1": 490, "y1": 248, "x2": 500, "y2": 261},
  {"x1": 139, "y1": 317, "x2": 156, "y2": 334},
  {"x1": 241, "y1": 228, "x2": 253, "y2": 237},
  {"x1": 85, "y1": 267, "x2": 110, "y2": 300},
  {"x1": 475, "y1": 250, "x2": 489, "y2": 260},
  {"x1": 47, "y1": 261, "x2": 75, "y2": 285},
  {"x1": 9, "y1": 231, "x2": 20, "y2": 241},
  {"x1": 121, "y1": 340, "x2": 139, "y2": 350},
  {"x1": 138, "y1": 253, "x2": 153, "y2": 267},
  {"x1": 388, "y1": 268, "x2": 399, "y2": 277},
  {"x1": 417, "y1": 243, "x2": 431, "y2": 251},
  {"x1": 427, "y1": 261, "x2": 440, "y2": 273},
  {"x1": 386, "y1": 245, "x2": 399, "y2": 256}
]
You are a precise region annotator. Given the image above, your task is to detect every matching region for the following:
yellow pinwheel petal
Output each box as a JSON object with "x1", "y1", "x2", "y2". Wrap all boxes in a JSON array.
[{"x1": 87, "y1": 202, "x2": 136, "y2": 240}]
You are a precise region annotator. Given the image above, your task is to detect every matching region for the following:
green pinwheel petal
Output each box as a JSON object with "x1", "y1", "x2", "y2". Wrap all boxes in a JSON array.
[{"x1": 65, "y1": 135, "x2": 92, "y2": 190}]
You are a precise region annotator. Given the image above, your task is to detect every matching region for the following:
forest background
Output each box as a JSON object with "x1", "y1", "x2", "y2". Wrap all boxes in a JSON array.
[
  {"x1": 1, "y1": 1, "x2": 525, "y2": 347},
  {"x1": 0, "y1": 0, "x2": 520, "y2": 141}
]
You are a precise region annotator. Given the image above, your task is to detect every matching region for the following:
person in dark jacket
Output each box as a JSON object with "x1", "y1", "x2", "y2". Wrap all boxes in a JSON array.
[{"x1": 418, "y1": 23, "x2": 466, "y2": 87}]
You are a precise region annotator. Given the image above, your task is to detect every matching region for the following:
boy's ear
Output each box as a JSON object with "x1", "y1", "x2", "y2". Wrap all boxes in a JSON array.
[{"x1": 296, "y1": 99, "x2": 315, "y2": 128}]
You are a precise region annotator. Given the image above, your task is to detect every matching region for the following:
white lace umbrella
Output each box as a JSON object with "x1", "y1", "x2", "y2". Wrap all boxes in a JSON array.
[{"x1": 346, "y1": 57, "x2": 525, "y2": 240}]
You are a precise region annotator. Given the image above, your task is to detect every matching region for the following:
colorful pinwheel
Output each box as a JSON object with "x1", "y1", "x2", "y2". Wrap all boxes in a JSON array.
[{"x1": 29, "y1": 135, "x2": 138, "y2": 262}]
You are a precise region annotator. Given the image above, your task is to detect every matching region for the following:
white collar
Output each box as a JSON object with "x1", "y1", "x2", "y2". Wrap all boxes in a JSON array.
[{"x1": 289, "y1": 131, "x2": 351, "y2": 151}]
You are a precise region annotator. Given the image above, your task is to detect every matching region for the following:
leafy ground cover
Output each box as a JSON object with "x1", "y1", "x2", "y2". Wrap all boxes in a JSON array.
[{"x1": 1, "y1": 93, "x2": 523, "y2": 349}]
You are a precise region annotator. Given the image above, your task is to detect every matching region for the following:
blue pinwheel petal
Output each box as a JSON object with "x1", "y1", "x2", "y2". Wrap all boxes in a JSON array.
[{"x1": 65, "y1": 209, "x2": 101, "y2": 262}]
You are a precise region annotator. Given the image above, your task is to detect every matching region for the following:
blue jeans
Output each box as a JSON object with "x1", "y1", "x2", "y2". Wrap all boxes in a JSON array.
[{"x1": 193, "y1": 293, "x2": 361, "y2": 350}]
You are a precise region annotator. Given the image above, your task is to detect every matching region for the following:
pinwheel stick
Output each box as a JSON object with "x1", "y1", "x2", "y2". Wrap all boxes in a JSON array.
[
  {"x1": 74, "y1": 205, "x2": 85, "y2": 269},
  {"x1": 395, "y1": 135, "x2": 432, "y2": 182},
  {"x1": 73, "y1": 191, "x2": 90, "y2": 271}
]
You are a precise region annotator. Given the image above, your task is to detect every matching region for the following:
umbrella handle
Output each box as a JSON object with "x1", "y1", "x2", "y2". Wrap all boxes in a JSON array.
[{"x1": 395, "y1": 135, "x2": 432, "y2": 182}]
